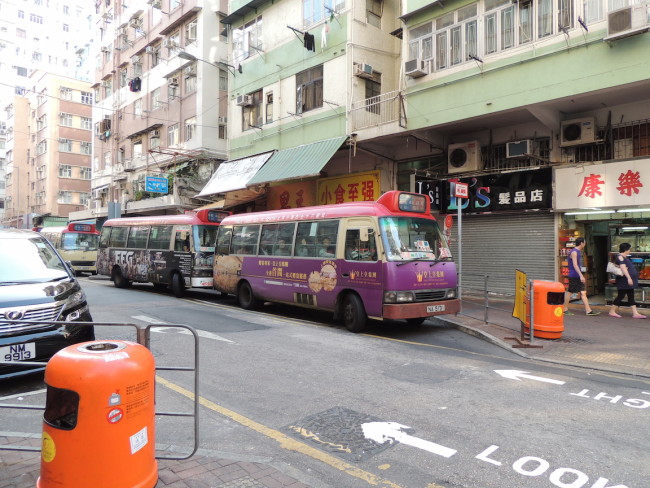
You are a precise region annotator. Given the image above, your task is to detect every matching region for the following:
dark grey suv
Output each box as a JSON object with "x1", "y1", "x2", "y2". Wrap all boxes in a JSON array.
[{"x1": 0, "y1": 229, "x2": 95, "y2": 379}]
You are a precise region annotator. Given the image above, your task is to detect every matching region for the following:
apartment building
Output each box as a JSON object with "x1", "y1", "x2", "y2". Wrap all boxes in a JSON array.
[
  {"x1": 208, "y1": 0, "x2": 650, "y2": 294},
  {"x1": 0, "y1": 0, "x2": 94, "y2": 118},
  {"x1": 73, "y1": 0, "x2": 229, "y2": 223},
  {"x1": 0, "y1": 127, "x2": 6, "y2": 224},
  {"x1": 3, "y1": 72, "x2": 93, "y2": 228}
]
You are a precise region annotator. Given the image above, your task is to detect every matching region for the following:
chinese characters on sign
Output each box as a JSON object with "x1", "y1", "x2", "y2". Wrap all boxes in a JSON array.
[
  {"x1": 555, "y1": 159, "x2": 650, "y2": 210},
  {"x1": 317, "y1": 170, "x2": 381, "y2": 205},
  {"x1": 267, "y1": 181, "x2": 317, "y2": 210}
]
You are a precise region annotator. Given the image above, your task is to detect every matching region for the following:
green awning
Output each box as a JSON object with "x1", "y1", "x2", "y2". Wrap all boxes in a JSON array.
[{"x1": 247, "y1": 136, "x2": 348, "y2": 186}]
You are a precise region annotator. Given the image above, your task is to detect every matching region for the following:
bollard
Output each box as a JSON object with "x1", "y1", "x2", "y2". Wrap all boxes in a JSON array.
[
  {"x1": 37, "y1": 341, "x2": 158, "y2": 488},
  {"x1": 525, "y1": 280, "x2": 565, "y2": 339}
]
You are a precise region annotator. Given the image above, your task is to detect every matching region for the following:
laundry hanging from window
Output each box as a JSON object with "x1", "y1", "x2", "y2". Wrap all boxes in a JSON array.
[
  {"x1": 303, "y1": 32, "x2": 315, "y2": 52},
  {"x1": 128, "y1": 77, "x2": 141, "y2": 92}
]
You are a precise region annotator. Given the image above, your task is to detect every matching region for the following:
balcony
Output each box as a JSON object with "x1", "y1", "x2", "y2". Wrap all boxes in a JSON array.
[{"x1": 349, "y1": 90, "x2": 405, "y2": 133}]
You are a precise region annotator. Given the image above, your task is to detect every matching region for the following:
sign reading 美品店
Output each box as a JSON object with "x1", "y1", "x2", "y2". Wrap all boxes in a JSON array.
[{"x1": 555, "y1": 159, "x2": 650, "y2": 210}]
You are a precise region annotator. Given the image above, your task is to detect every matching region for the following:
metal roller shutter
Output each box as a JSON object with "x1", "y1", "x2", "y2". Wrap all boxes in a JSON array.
[{"x1": 448, "y1": 212, "x2": 556, "y2": 295}]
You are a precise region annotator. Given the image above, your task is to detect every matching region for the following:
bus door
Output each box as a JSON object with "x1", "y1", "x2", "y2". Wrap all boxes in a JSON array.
[
  {"x1": 340, "y1": 220, "x2": 383, "y2": 318},
  {"x1": 172, "y1": 226, "x2": 193, "y2": 285}
]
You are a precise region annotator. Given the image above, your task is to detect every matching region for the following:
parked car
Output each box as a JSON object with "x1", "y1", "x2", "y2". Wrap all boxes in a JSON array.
[{"x1": 0, "y1": 229, "x2": 95, "y2": 379}]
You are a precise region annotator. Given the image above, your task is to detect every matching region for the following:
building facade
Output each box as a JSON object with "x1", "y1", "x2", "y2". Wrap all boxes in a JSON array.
[
  {"x1": 3, "y1": 72, "x2": 94, "y2": 228},
  {"x1": 71, "y1": 0, "x2": 230, "y2": 223},
  {"x1": 211, "y1": 0, "x2": 650, "y2": 296}
]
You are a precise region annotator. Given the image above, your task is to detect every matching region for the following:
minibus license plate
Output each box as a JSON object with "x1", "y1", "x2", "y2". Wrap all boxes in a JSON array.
[
  {"x1": 427, "y1": 305, "x2": 445, "y2": 313},
  {"x1": 1, "y1": 343, "x2": 36, "y2": 362}
]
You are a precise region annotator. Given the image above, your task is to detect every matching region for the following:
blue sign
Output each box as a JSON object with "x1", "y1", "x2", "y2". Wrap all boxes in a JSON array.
[{"x1": 145, "y1": 176, "x2": 169, "y2": 194}]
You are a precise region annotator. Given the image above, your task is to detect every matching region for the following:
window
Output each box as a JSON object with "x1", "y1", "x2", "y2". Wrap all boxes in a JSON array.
[
  {"x1": 367, "y1": 0, "x2": 382, "y2": 28},
  {"x1": 103, "y1": 78, "x2": 112, "y2": 97},
  {"x1": 108, "y1": 227, "x2": 128, "y2": 248},
  {"x1": 81, "y1": 167, "x2": 92, "y2": 179},
  {"x1": 170, "y1": 0, "x2": 181, "y2": 9},
  {"x1": 219, "y1": 70, "x2": 227, "y2": 91},
  {"x1": 558, "y1": 0, "x2": 574, "y2": 30},
  {"x1": 233, "y1": 16, "x2": 263, "y2": 63},
  {"x1": 519, "y1": 0, "x2": 534, "y2": 43},
  {"x1": 17, "y1": 28, "x2": 26, "y2": 38},
  {"x1": 243, "y1": 90, "x2": 263, "y2": 131},
  {"x1": 266, "y1": 91, "x2": 273, "y2": 123},
  {"x1": 150, "y1": 132, "x2": 160, "y2": 149},
  {"x1": 59, "y1": 164, "x2": 72, "y2": 178},
  {"x1": 583, "y1": 0, "x2": 602, "y2": 23},
  {"x1": 58, "y1": 191, "x2": 72, "y2": 204},
  {"x1": 184, "y1": 117, "x2": 196, "y2": 141},
  {"x1": 60, "y1": 112, "x2": 73, "y2": 126},
  {"x1": 127, "y1": 226, "x2": 149, "y2": 249},
  {"x1": 365, "y1": 74, "x2": 381, "y2": 114},
  {"x1": 167, "y1": 31, "x2": 180, "y2": 53},
  {"x1": 185, "y1": 74, "x2": 197, "y2": 94},
  {"x1": 81, "y1": 117, "x2": 92, "y2": 130},
  {"x1": 63, "y1": 5, "x2": 70, "y2": 14},
  {"x1": 133, "y1": 139, "x2": 143, "y2": 158},
  {"x1": 81, "y1": 91, "x2": 92, "y2": 104},
  {"x1": 259, "y1": 223, "x2": 296, "y2": 256},
  {"x1": 134, "y1": 98, "x2": 142, "y2": 117},
  {"x1": 59, "y1": 139, "x2": 73, "y2": 152},
  {"x1": 18, "y1": 10, "x2": 24, "y2": 19},
  {"x1": 151, "y1": 45, "x2": 161, "y2": 67},
  {"x1": 63, "y1": 24, "x2": 69, "y2": 32},
  {"x1": 484, "y1": 0, "x2": 514, "y2": 54},
  {"x1": 296, "y1": 221, "x2": 339, "y2": 258},
  {"x1": 151, "y1": 88, "x2": 161, "y2": 109},
  {"x1": 232, "y1": 225, "x2": 261, "y2": 255},
  {"x1": 296, "y1": 65, "x2": 323, "y2": 114},
  {"x1": 32, "y1": 51, "x2": 42, "y2": 61},
  {"x1": 168, "y1": 123, "x2": 179, "y2": 146},
  {"x1": 37, "y1": 140, "x2": 47, "y2": 155},
  {"x1": 81, "y1": 142, "x2": 92, "y2": 155},
  {"x1": 303, "y1": 0, "x2": 345, "y2": 27},
  {"x1": 30, "y1": 14, "x2": 43, "y2": 24},
  {"x1": 119, "y1": 67, "x2": 128, "y2": 88},
  {"x1": 219, "y1": 124, "x2": 227, "y2": 140},
  {"x1": 185, "y1": 19, "x2": 197, "y2": 44},
  {"x1": 149, "y1": 226, "x2": 173, "y2": 250},
  {"x1": 538, "y1": 0, "x2": 553, "y2": 38},
  {"x1": 80, "y1": 192, "x2": 90, "y2": 206}
]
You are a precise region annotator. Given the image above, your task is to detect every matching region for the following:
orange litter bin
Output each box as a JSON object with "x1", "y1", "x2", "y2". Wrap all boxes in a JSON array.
[
  {"x1": 525, "y1": 280, "x2": 565, "y2": 339},
  {"x1": 37, "y1": 341, "x2": 158, "y2": 488}
]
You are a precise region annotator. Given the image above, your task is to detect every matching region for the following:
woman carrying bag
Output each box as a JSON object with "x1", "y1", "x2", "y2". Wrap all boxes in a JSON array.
[{"x1": 609, "y1": 242, "x2": 647, "y2": 319}]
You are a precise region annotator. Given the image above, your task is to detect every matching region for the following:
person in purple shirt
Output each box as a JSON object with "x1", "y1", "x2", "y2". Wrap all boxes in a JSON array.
[{"x1": 563, "y1": 237, "x2": 600, "y2": 316}]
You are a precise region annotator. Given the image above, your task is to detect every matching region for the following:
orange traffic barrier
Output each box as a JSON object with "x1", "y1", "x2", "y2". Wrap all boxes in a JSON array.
[
  {"x1": 525, "y1": 280, "x2": 565, "y2": 339},
  {"x1": 37, "y1": 341, "x2": 158, "y2": 488}
]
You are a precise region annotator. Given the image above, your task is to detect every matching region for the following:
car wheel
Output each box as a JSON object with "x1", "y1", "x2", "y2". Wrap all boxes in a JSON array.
[
  {"x1": 171, "y1": 273, "x2": 185, "y2": 298},
  {"x1": 237, "y1": 281, "x2": 259, "y2": 310},
  {"x1": 342, "y1": 293, "x2": 367, "y2": 333}
]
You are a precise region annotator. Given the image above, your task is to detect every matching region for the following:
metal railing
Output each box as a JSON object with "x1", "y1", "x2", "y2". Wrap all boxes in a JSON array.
[
  {"x1": 457, "y1": 273, "x2": 519, "y2": 326},
  {"x1": 0, "y1": 321, "x2": 199, "y2": 460},
  {"x1": 349, "y1": 90, "x2": 403, "y2": 131}
]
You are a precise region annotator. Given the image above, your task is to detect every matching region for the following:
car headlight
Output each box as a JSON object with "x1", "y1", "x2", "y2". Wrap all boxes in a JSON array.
[
  {"x1": 384, "y1": 291, "x2": 415, "y2": 303},
  {"x1": 446, "y1": 288, "x2": 456, "y2": 298}
]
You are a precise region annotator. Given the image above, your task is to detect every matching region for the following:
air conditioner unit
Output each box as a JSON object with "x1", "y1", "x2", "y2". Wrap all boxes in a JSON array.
[
  {"x1": 184, "y1": 66, "x2": 196, "y2": 76},
  {"x1": 131, "y1": 55, "x2": 142, "y2": 64},
  {"x1": 145, "y1": 46, "x2": 154, "y2": 54},
  {"x1": 148, "y1": 0, "x2": 162, "y2": 8},
  {"x1": 218, "y1": 116, "x2": 228, "y2": 123},
  {"x1": 405, "y1": 58, "x2": 428, "y2": 78},
  {"x1": 151, "y1": 130, "x2": 160, "y2": 137},
  {"x1": 447, "y1": 141, "x2": 482, "y2": 174},
  {"x1": 236, "y1": 94, "x2": 253, "y2": 106},
  {"x1": 129, "y1": 18, "x2": 142, "y2": 29},
  {"x1": 102, "y1": 12, "x2": 113, "y2": 21},
  {"x1": 605, "y1": 4, "x2": 650, "y2": 41},
  {"x1": 100, "y1": 46, "x2": 111, "y2": 53},
  {"x1": 163, "y1": 38, "x2": 177, "y2": 48},
  {"x1": 560, "y1": 117, "x2": 596, "y2": 147},
  {"x1": 354, "y1": 63, "x2": 373, "y2": 79},
  {"x1": 169, "y1": 77, "x2": 179, "y2": 87},
  {"x1": 506, "y1": 139, "x2": 533, "y2": 159}
]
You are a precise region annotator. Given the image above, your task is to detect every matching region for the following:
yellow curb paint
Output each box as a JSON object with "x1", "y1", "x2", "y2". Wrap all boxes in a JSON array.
[{"x1": 156, "y1": 375, "x2": 403, "y2": 488}]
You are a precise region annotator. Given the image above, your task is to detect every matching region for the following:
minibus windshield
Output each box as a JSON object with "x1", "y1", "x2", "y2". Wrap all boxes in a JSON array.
[{"x1": 379, "y1": 217, "x2": 452, "y2": 262}]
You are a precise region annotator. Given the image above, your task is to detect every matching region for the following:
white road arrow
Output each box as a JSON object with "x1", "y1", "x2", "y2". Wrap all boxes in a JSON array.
[
  {"x1": 361, "y1": 422, "x2": 457, "y2": 458},
  {"x1": 495, "y1": 370, "x2": 565, "y2": 385}
]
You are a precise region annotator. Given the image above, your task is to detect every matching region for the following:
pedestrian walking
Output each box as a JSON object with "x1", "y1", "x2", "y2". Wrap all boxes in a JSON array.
[
  {"x1": 608, "y1": 242, "x2": 647, "y2": 319},
  {"x1": 563, "y1": 237, "x2": 600, "y2": 316}
]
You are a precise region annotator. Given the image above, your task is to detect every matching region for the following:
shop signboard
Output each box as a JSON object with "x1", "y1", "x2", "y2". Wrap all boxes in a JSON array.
[
  {"x1": 145, "y1": 176, "x2": 168, "y2": 194},
  {"x1": 415, "y1": 169, "x2": 552, "y2": 214},
  {"x1": 267, "y1": 180, "x2": 317, "y2": 210},
  {"x1": 317, "y1": 170, "x2": 381, "y2": 205},
  {"x1": 412, "y1": 177, "x2": 444, "y2": 212},
  {"x1": 555, "y1": 159, "x2": 650, "y2": 210}
]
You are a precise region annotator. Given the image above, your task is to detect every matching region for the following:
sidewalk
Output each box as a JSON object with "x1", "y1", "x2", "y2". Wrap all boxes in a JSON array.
[
  {"x1": 2, "y1": 296, "x2": 649, "y2": 488},
  {"x1": 435, "y1": 294, "x2": 650, "y2": 378}
]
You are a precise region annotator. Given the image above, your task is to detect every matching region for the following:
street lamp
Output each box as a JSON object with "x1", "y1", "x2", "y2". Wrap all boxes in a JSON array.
[{"x1": 177, "y1": 51, "x2": 240, "y2": 75}]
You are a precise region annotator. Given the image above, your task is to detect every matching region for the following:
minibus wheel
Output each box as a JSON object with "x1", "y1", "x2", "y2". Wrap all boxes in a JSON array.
[
  {"x1": 238, "y1": 281, "x2": 259, "y2": 310},
  {"x1": 113, "y1": 268, "x2": 131, "y2": 288},
  {"x1": 171, "y1": 272, "x2": 185, "y2": 297},
  {"x1": 342, "y1": 293, "x2": 367, "y2": 333}
]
